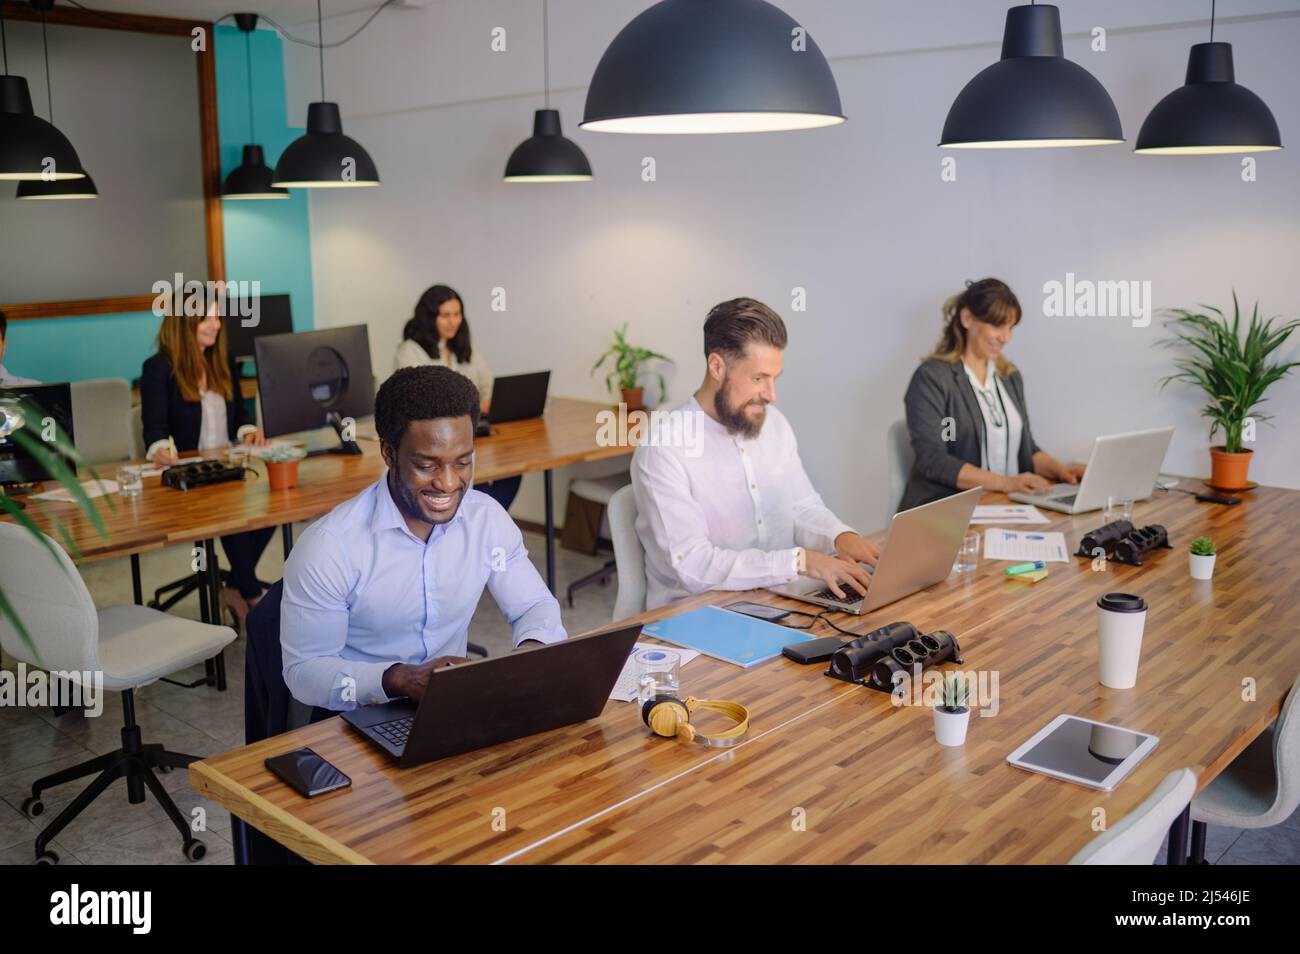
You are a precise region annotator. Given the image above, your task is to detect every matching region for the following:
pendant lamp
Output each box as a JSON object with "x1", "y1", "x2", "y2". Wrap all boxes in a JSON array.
[
  {"x1": 0, "y1": 0, "x2": 85, "y2": 180},
  {"x1": 223, "y1": 14, "x2": 288, "y2": 198},
  {"x1": 939, "y1": 3, "x2": 1123, "y2": 149}
]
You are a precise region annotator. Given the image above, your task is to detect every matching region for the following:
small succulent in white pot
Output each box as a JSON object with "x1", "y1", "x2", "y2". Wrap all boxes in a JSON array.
[
  {"x1": 1189, "y1": 536, "x2": 1217, "y2": 581},
  {"x1": 933, "y1": 671, "x2": 971, "y2": 747}
]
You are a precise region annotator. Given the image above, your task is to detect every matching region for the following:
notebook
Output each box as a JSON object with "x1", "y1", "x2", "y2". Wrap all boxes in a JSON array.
[{"x1": 640, "y1": 605, "x2": 812, "y2": 668}]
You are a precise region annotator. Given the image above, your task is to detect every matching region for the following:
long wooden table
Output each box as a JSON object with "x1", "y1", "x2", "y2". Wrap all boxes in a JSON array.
[{"x1": 188, "y1": 483, "x2": 1300, "y2": 864}]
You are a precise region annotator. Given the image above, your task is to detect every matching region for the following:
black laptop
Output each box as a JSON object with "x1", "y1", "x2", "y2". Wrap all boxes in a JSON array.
[
  {"x1": 341, "y1": 624, "x2": 640, "y2": 768},
  {"x1": 476, "y1": 370, "x2": 549, "y2": 436}
]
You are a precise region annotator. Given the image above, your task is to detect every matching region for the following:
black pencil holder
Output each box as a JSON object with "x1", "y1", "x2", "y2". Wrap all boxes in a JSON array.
[
  {"x1": 1113, "y1": 524, "x2": 1172, "y2": 566},
  {"x1": 1076, "y1": 520, "x2": 1135, "y2": 557}
]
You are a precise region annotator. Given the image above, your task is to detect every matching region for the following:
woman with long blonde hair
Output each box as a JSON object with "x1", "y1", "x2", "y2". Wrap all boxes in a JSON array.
[
  {"x1": 898, "y1": 278, "x2": 1083, "y2": 512},
  {"x1": 141, "y1": 294, "x2": 271, "y2": 623}
]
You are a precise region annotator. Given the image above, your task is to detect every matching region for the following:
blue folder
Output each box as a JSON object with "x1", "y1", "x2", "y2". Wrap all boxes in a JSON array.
[{"x1": 640, "y1": 605, "x2": 813, "y2": 668}]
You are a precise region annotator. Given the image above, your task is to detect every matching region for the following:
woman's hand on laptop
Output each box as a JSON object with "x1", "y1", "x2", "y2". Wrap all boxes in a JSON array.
[
  {"x1": 1001, "y1": 472, "x2": 1053, "y2": 495},
  {"x1": 1032, "y1": 453, "x2": 1084, "y2": 485},
  {"x1": 834, "y1": 531, "x2": 881, "y2": 568},
  {"x1": 382, "y1": 656, "x2": 469, "y2": 702},
  {"x1": 804, "y1": 550, "x2": 872, "y2": 600}
]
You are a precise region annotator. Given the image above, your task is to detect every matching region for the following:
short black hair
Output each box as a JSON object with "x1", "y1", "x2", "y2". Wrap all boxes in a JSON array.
[
  {"x1": 0, "y1": 309, "x2": 7, "y2": 340},
  {"x1": 375, "y1": 365, "x2": 480, "y2": 450}
]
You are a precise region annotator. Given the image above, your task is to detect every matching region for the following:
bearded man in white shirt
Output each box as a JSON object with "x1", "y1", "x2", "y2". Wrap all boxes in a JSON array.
[{"x1": 632, "y1": 297, "x2": 881, "y2": 610}]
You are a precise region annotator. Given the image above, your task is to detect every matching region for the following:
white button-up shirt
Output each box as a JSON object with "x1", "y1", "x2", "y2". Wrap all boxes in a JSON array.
[
  {"x1": 962, "y1": 359, "x2": 1023, "y2": 477},
  {"x1": 631, "y1": 397, "x2": 854, "y2": 610}
]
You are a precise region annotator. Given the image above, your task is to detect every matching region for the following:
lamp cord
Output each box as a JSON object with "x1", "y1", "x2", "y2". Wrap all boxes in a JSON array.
[
  {"x1": 316, "y1": 0, "x2": 325, "y2": 101},
  {"x1": 40, "y1": 4, "x2": 52, "y2": 121},
  {"x1": 1, "y1": 3, "x2": 8, "y2": 75},
  {"x1": 542, "y1": 0, "x2": 550, "y2": 109},
  {"x1": 245, "y1": 27, "x2": 255, "y2": 141},
  {"x1": 1210, "y1": 0, "x2": 1216, "y2": 42}
]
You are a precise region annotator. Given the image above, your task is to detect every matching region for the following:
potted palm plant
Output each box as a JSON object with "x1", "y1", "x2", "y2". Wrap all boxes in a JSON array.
[
  {"x1": 591, "y1": 323, "x2": 670, "y2": 412},
  {"x1": 1160, "y1": 294, "x2": 1300, "y2": 490},
  {"x1": 1189, "y1": 536, "x2": 1217, "y2": 581},
  {"x1": 933, "y1": 671, "x2": 971, "y2": 747},
  {"x1": 0, "y1": 396, "x2": 108, "y2": 666}
]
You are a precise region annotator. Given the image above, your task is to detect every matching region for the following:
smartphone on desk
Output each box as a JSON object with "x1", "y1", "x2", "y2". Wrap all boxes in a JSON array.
[
  {"x1": 724, "y1": 600, "x2": 792, "y2": 622},
  {"x1": 265, "y1": 747, "x2": 351, "y2": 798}
]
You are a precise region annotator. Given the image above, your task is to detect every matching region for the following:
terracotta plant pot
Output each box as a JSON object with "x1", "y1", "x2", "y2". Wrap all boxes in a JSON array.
[
  {"x1": 621, "y1": 387, "x2": 645, "y2": 412},
  {"x1": 266, "y1": 459, "x2": 300, "y2": 490},
  {"x1": 1209, "y1": 446, "x2": 1252, "y2": 490}
]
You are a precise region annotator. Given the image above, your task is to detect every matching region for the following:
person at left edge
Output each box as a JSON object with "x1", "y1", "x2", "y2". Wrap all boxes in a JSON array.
[
  {"x1": 141, "y1": 295, "x2": 271, "y2": 625},
  {"x1": 280, "y1": 365, "x2": 566, "y2": 712}
]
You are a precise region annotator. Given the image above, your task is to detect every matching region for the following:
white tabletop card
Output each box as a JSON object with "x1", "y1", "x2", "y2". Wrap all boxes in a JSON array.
[
  {"x1": 983, "y1": 528, "x2": 1070, "y2": 563},
  {"x1": 970, "y1": 504, "x2": 1050, "y2": 525},
  {"x1": 32, "y1": 478, "x2": 118, "y2": 502},
  {"x1": 609, "y1": 643, "x2": 701, "y2": 702}
]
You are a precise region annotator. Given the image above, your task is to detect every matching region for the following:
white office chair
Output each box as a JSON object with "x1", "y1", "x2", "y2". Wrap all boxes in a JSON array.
[
  {"x1": 607, "y1": 484, "x2": 647, "y2": 621},
  {"x1": 885, "y1": 419, "x2": 914, "y2": 516},
  {"x1": 1189, "y1": 672, "x2": 1300, "y2": 863},
  {"x1": 69, "y1": 378, "x2": 135, "y2": 466},
  {"x1": 1069, "y1": 768, "x2": 1197, "y2": 865},
  {"x1": 0, "y1": 522, "x2": 236, "y2": 864}
]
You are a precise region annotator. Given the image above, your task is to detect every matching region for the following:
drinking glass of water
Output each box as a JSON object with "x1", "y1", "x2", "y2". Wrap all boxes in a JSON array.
[
  {"x1": 116, "y1": 465, "x2": 143, "y2": 498},
  {"x1": 954, "y1": 531, "x2": 981, "y2": 573},
  {"x1": 635, "y1": 649, "x2": 681, "y2": 704},
  {"x1": 1104, "y1": 495, "x2": 1134, "y2": 524}
]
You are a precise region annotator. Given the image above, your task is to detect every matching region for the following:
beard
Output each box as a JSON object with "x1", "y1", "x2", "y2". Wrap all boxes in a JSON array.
[
  {"x1": 390, "y1": 470, "x2": 465, "y2": 526},
  {"x1": 713, "y1": 378, "x2": 768, "y2": 439}
]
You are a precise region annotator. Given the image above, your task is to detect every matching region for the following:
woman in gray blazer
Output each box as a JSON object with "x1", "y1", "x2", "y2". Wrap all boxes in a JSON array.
[{"x1": 898, "y1": 279, "x2": 1083, "y2": 512}]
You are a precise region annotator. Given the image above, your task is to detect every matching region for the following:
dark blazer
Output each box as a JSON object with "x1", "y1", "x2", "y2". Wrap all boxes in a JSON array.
[
  {"x1": 140, "y1": 351, "x2": 252, "y2": 453},
  {"x1": 898, "y1": 357, "x2": 1042, "y2": 512}
]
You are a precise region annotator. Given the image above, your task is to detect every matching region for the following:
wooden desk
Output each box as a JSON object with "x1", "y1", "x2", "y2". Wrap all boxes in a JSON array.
[{"x1": 189, "y1": 484, "x2": 1300, "y2": 864}]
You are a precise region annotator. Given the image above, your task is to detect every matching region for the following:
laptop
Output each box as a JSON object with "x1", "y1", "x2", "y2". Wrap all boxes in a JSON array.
[
  {"x1": 476, "y1": 370, "x2": 550, "y2": 436},
  {"x1": 1008, "y1": 426, "x2": 1174, "y2": 514},
  {"x1": 341, "y1": 623, "x2": 639, "y2": 768},
  {"x1": 768, "y1": 487, "x2": 982, "y2": 615}
]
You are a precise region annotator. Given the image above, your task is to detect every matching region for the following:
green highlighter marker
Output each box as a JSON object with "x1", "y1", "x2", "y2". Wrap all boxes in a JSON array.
[{"x1": 1005, "y1": 561, "x2": 1047, "y2": 576}]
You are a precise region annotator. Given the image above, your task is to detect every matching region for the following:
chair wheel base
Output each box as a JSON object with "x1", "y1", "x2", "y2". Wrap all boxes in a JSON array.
[
  {"x1": 184, "y1": 839, "x2": 206, "y2": 862},
  {"x1": 34, "y1": 849, "x2": 59, "y2": 865},
  {"x1": 21, "y1": 797, "x2": 44, "y2": 819}
]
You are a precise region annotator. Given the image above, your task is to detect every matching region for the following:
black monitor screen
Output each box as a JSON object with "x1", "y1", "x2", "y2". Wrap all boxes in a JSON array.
[
  {"x1": 225, "y1": 293, "x2": 294, "y2": 362},
  {"x1": 0, "y1": 383, "x2": 75, "y2": 484},
  {"x1": 254, "y1": 325, "x2": 375, "y2": 439}
]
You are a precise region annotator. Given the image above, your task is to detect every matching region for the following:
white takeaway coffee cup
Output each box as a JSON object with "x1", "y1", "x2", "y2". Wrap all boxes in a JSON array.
[{"x1": 1097, "y1": 592, "x2": 1148, "y2": 689}]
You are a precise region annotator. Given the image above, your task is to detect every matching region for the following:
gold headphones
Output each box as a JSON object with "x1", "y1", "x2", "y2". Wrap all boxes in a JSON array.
[{"x1": 641, "y1": 695, "x2": 750, "y2": 747}]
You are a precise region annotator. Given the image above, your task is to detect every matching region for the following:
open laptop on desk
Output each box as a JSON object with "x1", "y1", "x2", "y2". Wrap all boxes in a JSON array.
[
  {"x1": 475, "y1": 370, "x2": 549, "y2": 437},
  {"x1": 768, "y1": 487, "x2": 981, "y2": 615},
  {"x1": 342, "y1": 623, "x2": 639, "y2": 768},
  {"x1": 1008, "y1": 426, "x2": 1174, "y2": 514}
]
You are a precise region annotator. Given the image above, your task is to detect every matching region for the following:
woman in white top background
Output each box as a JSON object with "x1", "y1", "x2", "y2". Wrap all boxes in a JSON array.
[
  {"x1": 898, "y1": 278, "x2": 1083, "y2": 512},
  {"x1": 393, "y1": 284, "x2": 520, "y2": 511}
]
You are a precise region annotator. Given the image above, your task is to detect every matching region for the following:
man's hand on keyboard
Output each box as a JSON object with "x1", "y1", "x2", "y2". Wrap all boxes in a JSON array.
[
  {"x1": 381, "y1": 656, "x2": 468, "y2": 702},
  {"x1": 804, "y1": 550, "x2": 872, "y2": 601}
]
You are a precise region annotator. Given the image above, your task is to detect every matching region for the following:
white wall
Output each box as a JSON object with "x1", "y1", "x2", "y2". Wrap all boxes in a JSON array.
[{"x1": 284, "y1": 0, "x2": 1300, "y2": 531}]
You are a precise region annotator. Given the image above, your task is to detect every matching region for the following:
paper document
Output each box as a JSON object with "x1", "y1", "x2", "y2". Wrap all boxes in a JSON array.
[
  {"x1": 609, "y1": 643, "x2": 701, "y2": 702},
  {"x1": 970, "y1": 504, "x2": 1050, "y2": 525},
  {"x1": 31, "y1": 479, "x2": 119, "y2": 502},
  {"x1": 983, "y1": 528, "x2": 1070, "y2": 563}
]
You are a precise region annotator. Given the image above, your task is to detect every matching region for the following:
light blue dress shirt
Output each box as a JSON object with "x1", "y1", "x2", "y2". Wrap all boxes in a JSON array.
[
  {"x1": 0, "y1": 364, "x2": 40, "y2": 387},
  {"x1": 281, "y1": 475, "x2": 567, "y2": 710}
]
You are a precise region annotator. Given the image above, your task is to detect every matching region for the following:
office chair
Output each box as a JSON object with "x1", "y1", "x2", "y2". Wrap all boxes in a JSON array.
[
  {"x1": 0, "y1": 522, "x2": 236, "y2": 864},
  {"x1": 1068, "y1": 768, "x2": 1197, "y2": 864},
  {"x1": 564, "y1": 473, "x2": 630, "y2": 607},
  {"x1": 607, "y1": 484, "x2": 647, "y2": 620},
  {"x1": 1189, "y1": 673, "x2": 1300, "y2": 864},
  {"x1": 885, "y1": 419, "x2": 914, "y2": 517}
]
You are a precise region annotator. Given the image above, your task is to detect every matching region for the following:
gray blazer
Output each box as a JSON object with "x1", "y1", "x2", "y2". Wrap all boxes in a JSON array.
[{"x1": 898, "y1": 358, "x2": 1041, "y2": 512}]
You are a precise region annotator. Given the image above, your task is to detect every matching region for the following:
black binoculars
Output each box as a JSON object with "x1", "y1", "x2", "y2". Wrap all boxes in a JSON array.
[{"x1": 826, "y1": 621, "x2": 964, "y2": 693}]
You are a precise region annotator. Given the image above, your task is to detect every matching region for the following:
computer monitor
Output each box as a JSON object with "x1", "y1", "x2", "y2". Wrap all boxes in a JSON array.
[
  {"x1": 254, "y1": 325, "x2": 374, "y2": 456},
  {"x1": 225, "y1": 293, "x2": 294, "y2": 363},
  {"x1": 0, "y1": 383, "x2": 75, "y2": 485}
]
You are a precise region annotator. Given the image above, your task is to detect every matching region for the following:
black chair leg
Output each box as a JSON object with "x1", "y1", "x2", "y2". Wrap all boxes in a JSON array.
[
  {"x1": 1189, "y1": 819, "x2": 1209, "y2": 865},
  {"x1": 566, "y1": 558, "x2": 617, "y2": 608},
  {"x1": 29, "y1": 749, "x2": 120, "y2": 796},
  {"x1": 1166, "y1": 806, "x2": 1190, "y2": 865},
  {"x1": 139, "y1": 760, "x2": 202, "y2": 855},
  {"x1": 33, "y1": 762, "x2": 124, "y2": 859}
]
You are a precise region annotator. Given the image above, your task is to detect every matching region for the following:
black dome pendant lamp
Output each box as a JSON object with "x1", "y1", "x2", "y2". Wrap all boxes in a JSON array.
[
  {"x1": 223, "y1": 14, "x2": 287, "y2": 199},
  {"x1": 504, "y1": 0, "x2": 591, "y2": 182},
  {"x1": 272, "y1": 0, "x2": 379, "y2": 188},
  {"x1": 0, "y1": 0, "x2": 85, "y2": 181},
  {"x1": 581, "y1": 0, "x2": 844, "y2": 134},
  {"x1": 940, "y1": 3, "x2": 1123, "y2": 149},
  {"x1": 1135, "y1": 1, "x2": 1281, "y2": 155},
  {"x1": 16, "y1": 0, "x2": 94, "y2": 198}
]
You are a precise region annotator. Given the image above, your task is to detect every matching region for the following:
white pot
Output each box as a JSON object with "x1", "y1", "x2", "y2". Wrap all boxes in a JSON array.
[
  {"x1": 933, "y1": 706, "x2": 970, "y2": 746},
  {"x1": 1189, "y1": 552, "x2": 1216, "y2": 581}
]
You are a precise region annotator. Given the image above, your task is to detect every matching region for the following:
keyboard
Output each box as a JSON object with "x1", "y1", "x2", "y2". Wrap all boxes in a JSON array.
[
  {"x1": 372, "y1": 716, "x2": 414, "y2": 750},
  {"x1": 1051, "y1": 494, "x2": 1077, "y2": 505},
  {"x1": 810, "y1": 587, "x2": 865, "y2": 605}
]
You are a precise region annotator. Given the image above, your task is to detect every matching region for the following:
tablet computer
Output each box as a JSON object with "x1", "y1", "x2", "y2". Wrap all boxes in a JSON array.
[{"x1": 1007, "y1": 714, "x2": 1159, "y2": 791}]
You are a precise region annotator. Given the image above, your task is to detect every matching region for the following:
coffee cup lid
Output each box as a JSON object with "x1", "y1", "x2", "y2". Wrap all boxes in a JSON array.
[{"x1": 1097, "y1": 592, "x2": 1147, "y2": 613}]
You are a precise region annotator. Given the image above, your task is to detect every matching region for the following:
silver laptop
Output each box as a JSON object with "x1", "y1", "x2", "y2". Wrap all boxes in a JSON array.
[
  {"x1": 1009, "y1": 426, "x2": 1174, "y2": 514},
  {"x1": 768, "y1": 487, "x2": 981, "y2": 615}
]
